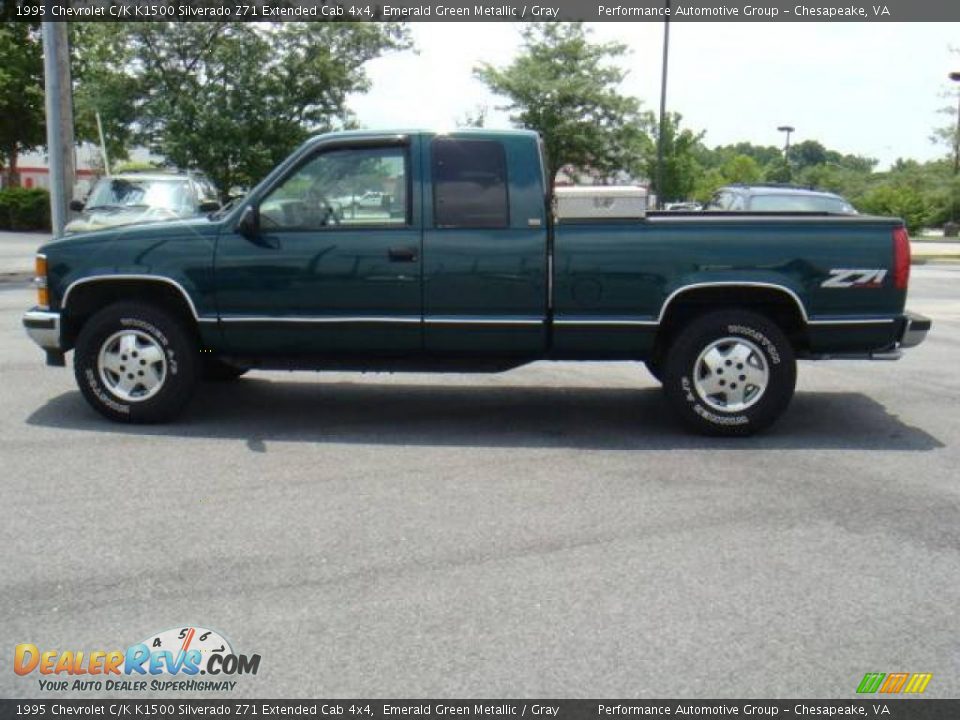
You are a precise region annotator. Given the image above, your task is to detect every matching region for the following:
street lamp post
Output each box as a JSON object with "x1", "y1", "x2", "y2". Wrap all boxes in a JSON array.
[
  {"x1": 777, "y1": 125, "x2": 795, "y2": 158},
  {"x1": 655, "y1": 0, "x2": 671, "y2": 209},
  {"x1": 949, "y1": 72, "x2": 960, "y2": 176}
]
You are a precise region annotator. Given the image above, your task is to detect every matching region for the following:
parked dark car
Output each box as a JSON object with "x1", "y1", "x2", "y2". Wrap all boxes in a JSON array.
[{"x1": 706, "y1": 184, "x2": 857, "y2": 214}]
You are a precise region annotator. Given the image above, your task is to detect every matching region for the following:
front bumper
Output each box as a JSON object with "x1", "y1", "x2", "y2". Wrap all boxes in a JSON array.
[
  {"x1": 898, "y1": 311, "x2": 931, "y2": 349},
  {"x1": 23, "y1": 308, "x2": 62, "y2": 351}
]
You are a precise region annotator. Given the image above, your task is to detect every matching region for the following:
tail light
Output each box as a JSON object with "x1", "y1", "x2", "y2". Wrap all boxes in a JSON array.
[
  {"x1": 34, "y1": 255, "x2": 49, "y2": 308},
  {"x1": 892, "y1": 226, "x2": 910, "y2": 291}
]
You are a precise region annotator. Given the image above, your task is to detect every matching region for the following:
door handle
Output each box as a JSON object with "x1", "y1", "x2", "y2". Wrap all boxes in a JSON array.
[{"x1": 388, "y1": 247, "x2": 417, "y2": 262}]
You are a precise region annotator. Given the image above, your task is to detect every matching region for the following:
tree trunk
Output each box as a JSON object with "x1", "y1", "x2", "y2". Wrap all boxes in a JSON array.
[{"x1": 3, "y1": 145, "x2": 20, "y2": 188}]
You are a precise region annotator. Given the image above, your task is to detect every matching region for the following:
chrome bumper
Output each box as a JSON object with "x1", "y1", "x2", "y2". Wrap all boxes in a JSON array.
[
  {"x1": 22, "y1": 308, "x2": 62, "y2": 351},
  {"x1": 899, "y1": 311, "x2": 931, "y2": 349}
]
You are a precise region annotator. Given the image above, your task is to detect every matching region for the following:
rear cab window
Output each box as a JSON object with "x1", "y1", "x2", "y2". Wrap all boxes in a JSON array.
[{"x1": 431, "y1": 138, "x2": 509, "y2": 228}]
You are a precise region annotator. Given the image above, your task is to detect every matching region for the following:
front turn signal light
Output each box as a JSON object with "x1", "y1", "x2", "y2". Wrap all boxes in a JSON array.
[{"x1": 35, "y1": 255, "x2": 49, "y2": 308}]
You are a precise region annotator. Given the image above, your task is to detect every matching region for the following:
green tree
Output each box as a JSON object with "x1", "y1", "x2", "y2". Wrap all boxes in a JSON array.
[
  {"x1": 829, "y1": 152, "x2": 877, "y2": 174},
  {"x1": 857, "y1": 184, "x2": 929, "y2": 233},
  {"x1": 787, "y1": 139, "x2": 830, "y2": 170},
  {"x1": 0, "y1": 21, "x2": 44, "y2": 187},
  {"x1": 931, "y1": 49, "x2": 960, "y2": 174},
  {"x1": 644, "y1": 113, "x2": 704, "y2": 202},
  {"x1": 720, "y1": 154, "x2": 762, "y2": 184},
  {"x1": 764, "y1": 158, "x2": 793, "y2": 184},
  {"x1": 456, "y1": 105, "x2": 489, "y2": 128},
  {"x1": 475, "y1": 22, "x2": 652, "y2": 183},
  {"x1": 692, "y1": 167, "x2": 725, "y2": 204},
  {"x1": 691, "y1": 153, "x2": 762, "y2": 202},
  {"x1": 796, "y1": 162, "x2": 868, "y2": 197},
  {"x1": 74, "y1": 22, "x2": 410, "y2": 193},
  {"x1": 71, "y1": 24, "x2": 140, "y2": 168},
  {"x1": 928, "y1": 174, "x2": 960, "y2": 226},
  {"x1": 701, "y1": 142, "x2": 782, "y2": 170}
]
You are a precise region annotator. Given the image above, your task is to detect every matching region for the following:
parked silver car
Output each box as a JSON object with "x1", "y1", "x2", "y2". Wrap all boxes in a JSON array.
[
  {"x1": 706, "y1": 184, "x2": 857, "y2": 214},
  {"x1": 66, "y1": 172, "x2": 220, "y2": 233}
]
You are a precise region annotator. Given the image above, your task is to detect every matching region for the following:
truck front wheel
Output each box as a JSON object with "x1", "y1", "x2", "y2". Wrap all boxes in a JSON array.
[
  {"x1": 662, "y1": 309, "x2": 796, "y2": 436},
  {"x1": 73, "y1": 302, "x2": 198, "y2": 423}
]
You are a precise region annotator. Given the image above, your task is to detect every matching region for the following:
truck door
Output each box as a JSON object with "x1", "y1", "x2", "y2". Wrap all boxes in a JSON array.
[
  {"x1": 215, "y1": 137, "x2": 422, "y2": 355},
  {"x1": 421, "y1": 134, "x2": 548, "y2": 355}
]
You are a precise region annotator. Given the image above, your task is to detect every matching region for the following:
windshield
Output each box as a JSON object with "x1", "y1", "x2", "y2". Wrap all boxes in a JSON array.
[
  {"x1": 86, "y1": 178, "x2": 192, "y2": 213},
  {"x1": 749, "y1": 194, "x2": 856, "y2": 214}
]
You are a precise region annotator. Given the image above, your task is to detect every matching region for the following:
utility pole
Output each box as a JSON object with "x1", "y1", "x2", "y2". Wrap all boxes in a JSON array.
[
  {"x1": 948, "y1": 72, "x2": 960, "y2": 232},
  {"x1": 41, "y1": 22, "x2": 75, "y2": 238},
  {"x1": 656, "y1": 0, "x2": 671, "y2": 209}
]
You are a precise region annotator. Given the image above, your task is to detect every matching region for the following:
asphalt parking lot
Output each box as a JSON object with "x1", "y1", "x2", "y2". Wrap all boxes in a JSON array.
[{"x1": 1, "y1": 266, "x2": 959, "y2": 699}]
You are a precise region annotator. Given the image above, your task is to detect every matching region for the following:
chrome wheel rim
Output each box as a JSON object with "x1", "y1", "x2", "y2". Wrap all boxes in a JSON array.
[
  {"x1": 693, "y1": 336, "x2": 769, "y2": 413},
  {"x1": 97, "y1": 330, "x2": 167, "y2": 402}
]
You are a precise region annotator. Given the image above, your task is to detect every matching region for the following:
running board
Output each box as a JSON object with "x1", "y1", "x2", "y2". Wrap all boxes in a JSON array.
[{"x1": 803, "y1": 350, "x2": 902, "y2": 361}]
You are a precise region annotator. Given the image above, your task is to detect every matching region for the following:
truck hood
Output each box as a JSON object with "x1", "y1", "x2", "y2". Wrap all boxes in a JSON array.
[{"x1": 41, "y1": 215, "x2": 221, "y2": 254}]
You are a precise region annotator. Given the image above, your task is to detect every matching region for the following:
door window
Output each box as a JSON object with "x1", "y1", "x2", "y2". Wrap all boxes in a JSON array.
[{"x1": 260, "y1": 146, "x2": 408, "y2": 231}]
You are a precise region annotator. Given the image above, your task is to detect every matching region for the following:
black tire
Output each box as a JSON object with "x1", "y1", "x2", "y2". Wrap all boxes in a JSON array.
[
  {"x1": 201, "y1": 357, "x2": 248, "y2": 382},
  {"x1": 644, "y1": 343, "x2": 666, "y2": 383},
  {"x1": 73, "y1": 302, "x2": 198, "y2": 423},
  {"x1": 662, "y1": 309, "x2": 796, "y2": 436},
  {"x1": 644, "y1": 359, "x2": 663, "y2": 383}
]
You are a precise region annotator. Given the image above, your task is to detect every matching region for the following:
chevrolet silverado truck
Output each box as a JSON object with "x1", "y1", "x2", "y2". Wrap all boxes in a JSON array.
[{"x1": 22, "y1": 129, "x2": 930, "y2": 435}]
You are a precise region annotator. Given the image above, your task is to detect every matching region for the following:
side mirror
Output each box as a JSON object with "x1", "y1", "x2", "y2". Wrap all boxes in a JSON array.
[
  {"x1": 199, "y1": 200, "x2": 221, "y2": 213},
  {"x1": 236, "y1": 205, "x2": 259, "y2": 240},
  {"x1": 69, "y1": 199, "x2": 85, "y2": 212}
]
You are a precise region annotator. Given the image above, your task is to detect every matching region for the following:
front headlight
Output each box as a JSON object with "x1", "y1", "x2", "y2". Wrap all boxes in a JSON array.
[{"x1": 34, "y1": 254, "x2": 49, "y2": 309}]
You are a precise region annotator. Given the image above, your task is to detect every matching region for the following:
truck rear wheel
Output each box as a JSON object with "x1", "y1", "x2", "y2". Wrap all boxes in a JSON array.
[
  {"x1": 73, "y1": 302, "x2": 198, "y2": 423},
  {"x1": 662, "y1": 309, "x2": 796, "y2": 436}
]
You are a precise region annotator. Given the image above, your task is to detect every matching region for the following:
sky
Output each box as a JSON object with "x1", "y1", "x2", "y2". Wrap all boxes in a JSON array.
[{"x1": 347, "y1": 22, "x2": 960, "y2": 170}]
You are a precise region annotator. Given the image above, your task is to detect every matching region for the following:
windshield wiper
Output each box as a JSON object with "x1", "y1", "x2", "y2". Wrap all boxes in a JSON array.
[
  {"x1": 86, "y1": 203, "x2": 151, "y2": 212},
  {"x1": 85, "y1": 204, "x2": 126, "y2": 211}
]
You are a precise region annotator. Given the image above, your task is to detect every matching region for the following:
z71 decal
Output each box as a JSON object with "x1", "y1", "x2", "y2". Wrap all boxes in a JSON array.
[{"x1": 821, "y1": 268, "x2": 888, "y2": 288}]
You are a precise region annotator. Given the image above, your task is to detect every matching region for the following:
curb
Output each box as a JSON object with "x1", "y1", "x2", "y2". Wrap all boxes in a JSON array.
[{"x1": 912, "y1": 256, "x2": 960, "y2": 265}]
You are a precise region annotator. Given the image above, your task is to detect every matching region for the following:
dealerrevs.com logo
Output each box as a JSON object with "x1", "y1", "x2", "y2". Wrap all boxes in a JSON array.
[
  {"x1": 856, "y1": 672, "x2": 933, "y2": 694},
  {"x1": 14, "y1": 626, "x2": 261, "y2": 692}
]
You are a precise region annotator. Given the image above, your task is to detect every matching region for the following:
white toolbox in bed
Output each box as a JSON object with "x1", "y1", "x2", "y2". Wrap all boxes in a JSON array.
[{"x1": 554, "y1": 185, "x2": 648, "y2": 220}]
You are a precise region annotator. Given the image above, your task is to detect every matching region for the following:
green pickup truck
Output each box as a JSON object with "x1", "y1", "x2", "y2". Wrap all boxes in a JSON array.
[{"x1": 23, "y1": 129, "x2": 930, "y2": 435}]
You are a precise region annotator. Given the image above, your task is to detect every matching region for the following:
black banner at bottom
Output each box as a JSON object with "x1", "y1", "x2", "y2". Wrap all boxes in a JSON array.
[{"x1": 2, "y1": 700, "x2": 960, "y2": 720}]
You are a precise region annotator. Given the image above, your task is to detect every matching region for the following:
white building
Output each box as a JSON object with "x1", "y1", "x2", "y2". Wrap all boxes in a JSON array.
[{"x1": 5, "y1": 143, "x2": 162, "y2": 199}]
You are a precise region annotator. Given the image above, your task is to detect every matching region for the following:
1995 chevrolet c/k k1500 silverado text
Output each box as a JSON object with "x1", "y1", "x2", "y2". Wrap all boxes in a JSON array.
[{"x1": 23, "y1": 129, "x2": 931, "y2": 435}]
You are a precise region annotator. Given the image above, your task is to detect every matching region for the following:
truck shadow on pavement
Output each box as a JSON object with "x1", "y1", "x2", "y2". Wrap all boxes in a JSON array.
[{"x1": 26, "y1": 378, "x2": 944, "y2": 451}]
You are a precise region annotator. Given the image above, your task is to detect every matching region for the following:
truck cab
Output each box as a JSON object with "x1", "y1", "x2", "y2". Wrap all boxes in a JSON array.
[{"x1": 218, "y1": 129, "x2": 550, "y2": 359}]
